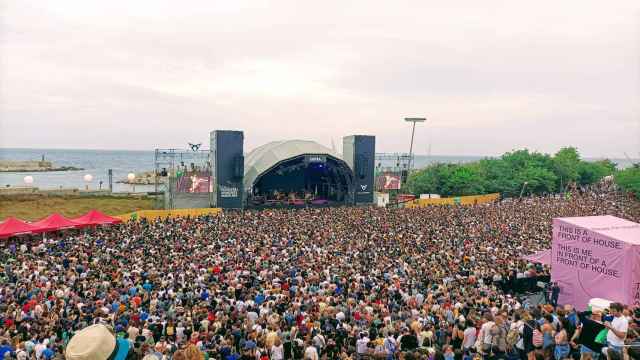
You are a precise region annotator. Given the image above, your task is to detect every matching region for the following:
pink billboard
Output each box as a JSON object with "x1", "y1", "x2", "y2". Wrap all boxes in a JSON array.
[{"x1": 551, "y1": 215, "x2": 640, "y2": 310}]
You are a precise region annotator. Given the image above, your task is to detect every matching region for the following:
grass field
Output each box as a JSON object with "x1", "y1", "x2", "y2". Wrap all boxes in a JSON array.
[{"x1": 0, "y1": 195, "x2": 154, "y2": 221}]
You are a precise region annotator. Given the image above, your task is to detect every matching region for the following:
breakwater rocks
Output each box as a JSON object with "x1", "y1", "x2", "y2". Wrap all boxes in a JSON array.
[{"x1": 0, "y1": 160, "x2": 83, "y2": 172}]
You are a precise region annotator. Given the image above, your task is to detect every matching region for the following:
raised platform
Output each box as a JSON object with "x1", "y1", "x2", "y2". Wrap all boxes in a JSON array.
[{"x1": 248, "y1": 199, "x2": 346, "y2": 210}]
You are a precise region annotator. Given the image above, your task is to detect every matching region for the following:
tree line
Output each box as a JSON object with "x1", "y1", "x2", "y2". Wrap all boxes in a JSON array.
[{"x1": 406, "y1": 147, "x2": 639, "y2": 198}]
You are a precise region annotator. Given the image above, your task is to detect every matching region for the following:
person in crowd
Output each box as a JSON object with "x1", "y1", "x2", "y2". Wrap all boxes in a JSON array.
[
  {"x1": 603, "y1": 303, "x2": 629, "y2": 359},
  {"x1": 0, "y1": 187, "x2": 638, "y2": 359},
  {"x1": 573, "y1": 310, "x2": 607, "y2": 360},
  {"x1": 553, "y1": 318, "x2": 570, "y2": 360}
]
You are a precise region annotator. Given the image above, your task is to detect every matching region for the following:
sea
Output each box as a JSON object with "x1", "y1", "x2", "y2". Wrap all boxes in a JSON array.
[{"x1": 0, "y1": 148, "x2": 637, "y2": 193}]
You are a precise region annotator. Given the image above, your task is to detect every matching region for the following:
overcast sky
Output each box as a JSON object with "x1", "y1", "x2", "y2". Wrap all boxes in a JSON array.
[{"x1": 1, "y1": 1, "x2": 639, "y2": 157}]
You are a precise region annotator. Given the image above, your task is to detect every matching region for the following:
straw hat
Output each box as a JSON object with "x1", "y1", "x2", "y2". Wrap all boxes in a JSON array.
[
  {"x1": 66, "y1": 324, "x2": 115, "y2": 360},
  {"x1": 66, "y1": 324, "x2": 129, "y2": 360}
]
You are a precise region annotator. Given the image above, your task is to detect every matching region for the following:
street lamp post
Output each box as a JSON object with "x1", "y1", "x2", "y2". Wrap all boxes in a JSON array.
[
  {"x1": 83, "y1": 174, "x2": 93, "y2": 190},
  {"x1": 23, "y1": 176, "x2": 34, "y2": 187},
  {"x1": 128, "y1": 173, "x2": 136, "y2": 193},
  {"x1": 519, "y1": 181, "x2": 529, "y2": 198},
  {"x1": 404, "y1": 117, "x2": 426, "y2": 173}
]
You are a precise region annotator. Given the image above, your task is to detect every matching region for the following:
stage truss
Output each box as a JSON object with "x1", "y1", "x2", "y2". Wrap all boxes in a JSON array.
[{"x1": 153, "y1": 148, "x2": 212, "y2": 209}]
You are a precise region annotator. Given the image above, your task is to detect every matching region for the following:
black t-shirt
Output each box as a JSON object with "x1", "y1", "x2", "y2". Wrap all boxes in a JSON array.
[
  {"x1": 400, "y1": 334, "x2": 418, "y2": 351},
  {"x1": 577, "y1": 312, "x2": 605, "y2": 353},
  {"x1": 283, "y1": 341, "x2": 292, "y2": 360},
  {"x1": 135, "y1": 335, "x2": 146, "y2": 343}
]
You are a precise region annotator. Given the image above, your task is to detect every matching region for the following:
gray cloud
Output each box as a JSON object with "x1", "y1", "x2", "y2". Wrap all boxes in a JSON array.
[{"x1": 1, "y1": 0, "x2": 638, "y2": 158}]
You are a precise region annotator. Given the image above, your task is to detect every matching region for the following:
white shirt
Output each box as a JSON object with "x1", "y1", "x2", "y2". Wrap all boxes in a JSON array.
[
  {"x1": 357, "y1": 337, "x2": 370, "y2": 354},
  {"x1": 34, "y1": 343, "x2": 45, "y2": 359},
  {"x1": 16, "y1": 350, "x2": 28, "y2": 360},
  {"x1": 304, "y1": 345, "x2": 319, "y2": 360},
  {"x1": 271, "y1": 345, "x2": 284, "y2": 360},
  {"x1": 607, "y1": 315, "x2": 628, "y2": 346},
  {"x1": 463, "y1": 327, "x2": 477, "y2": 349},
  {"x1": 481, "y1": 321, "x2": 495, "y2": 345}
]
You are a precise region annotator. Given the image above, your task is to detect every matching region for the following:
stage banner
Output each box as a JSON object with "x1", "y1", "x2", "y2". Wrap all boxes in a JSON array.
[{"x1": 551, "y1": 216, "x2": 640, "y2": 310}]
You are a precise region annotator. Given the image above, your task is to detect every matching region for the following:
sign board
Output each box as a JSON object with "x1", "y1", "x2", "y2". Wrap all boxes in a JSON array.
[
  {"x1": 219, "y1": 185, "x2": 239, "y2": 198},
  {"x1": 551, "y1": 215, "x2": 640, "y2": 309},
  {"x1": 305, "y1": 155, "x2": 327, "y2": 164}
]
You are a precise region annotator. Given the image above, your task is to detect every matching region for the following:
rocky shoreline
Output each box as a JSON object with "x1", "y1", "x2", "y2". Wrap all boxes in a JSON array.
[{"x1": 0, "y1": 160, "x2": 83, "y2": 173}]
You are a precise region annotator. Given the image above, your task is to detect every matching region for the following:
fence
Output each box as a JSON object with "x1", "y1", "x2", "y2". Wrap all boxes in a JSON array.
[
  {"x1": 116, "y1": 208, "x2": 222, "y2": 222},
  {"x1": 405, "y1": 193, "x2": 500, "y2": 208}
]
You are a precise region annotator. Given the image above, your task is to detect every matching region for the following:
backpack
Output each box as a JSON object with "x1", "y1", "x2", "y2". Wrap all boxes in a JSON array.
[{"x1": 532, "y1": 329, "x2": 543, "y2": 348}]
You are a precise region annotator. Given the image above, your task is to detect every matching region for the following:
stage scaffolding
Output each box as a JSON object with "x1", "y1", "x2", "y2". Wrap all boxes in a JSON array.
[
  {"x1": 153, "y1": 148, "x2": 212, "y2": 209},
  {"x1": 374, "y1": 153, "x2": 412, "y2": 191}
]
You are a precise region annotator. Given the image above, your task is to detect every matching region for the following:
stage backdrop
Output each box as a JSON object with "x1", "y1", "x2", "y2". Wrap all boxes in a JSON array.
[{"x1": 551, "y1": 215, "x2": 640, "y2": 310}]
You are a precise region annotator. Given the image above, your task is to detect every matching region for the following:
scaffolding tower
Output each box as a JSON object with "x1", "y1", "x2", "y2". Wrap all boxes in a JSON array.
[{"x1": 154, "y1": 148, "x2": 212, "y2": 209}]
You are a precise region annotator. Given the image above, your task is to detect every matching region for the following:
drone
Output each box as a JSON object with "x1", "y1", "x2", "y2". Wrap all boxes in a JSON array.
[{"x1": 188, "y1": 143, "x2": 202, "y2": 152}]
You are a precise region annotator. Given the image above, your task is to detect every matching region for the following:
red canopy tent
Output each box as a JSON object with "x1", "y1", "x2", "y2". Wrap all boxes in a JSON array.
[
  {"x1": 0, "y1": 217, "x2": 40, "y2": 238},
  {"x1": 31, "y1": 213, "x2": 81, "y2": 233},
  {"x1": 71, "y1": 210, "x2": 122, "y2": 227}
]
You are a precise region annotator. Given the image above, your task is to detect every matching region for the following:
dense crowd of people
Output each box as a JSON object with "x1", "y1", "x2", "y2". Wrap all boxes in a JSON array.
[{"x1": 0, "y1": 188, "x2": 639, "y2": 360}]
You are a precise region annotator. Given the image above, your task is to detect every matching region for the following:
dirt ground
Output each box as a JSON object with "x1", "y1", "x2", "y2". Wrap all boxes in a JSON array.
[{"x1": 0, "y1": 194, "x2": 154, "y2": 221}]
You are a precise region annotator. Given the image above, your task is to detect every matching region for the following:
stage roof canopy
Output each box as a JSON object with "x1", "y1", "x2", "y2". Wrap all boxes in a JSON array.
[{"x1": 244, "y1": 140, "x2": 342, "y2": 189}]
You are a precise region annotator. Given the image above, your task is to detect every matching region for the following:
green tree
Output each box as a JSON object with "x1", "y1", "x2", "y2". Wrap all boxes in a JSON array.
[
  {"x1": 552, "y1": 147, "x2": 581, "y2": 190},
  {"x1": 406, "y1": 164, "x2": 443, "y2": 195},
  {"x1": 477, "y1": 158, "x2": 518, "y2": 196},
  {"x1": 502, "y1": 149, "x2": 554, "y2": 171},
  {"x1": 516, "y1": 167, "x2": 557, "y2": 195},
  {"x1": 442, "y1": 165, "x2": 485, "y2": 196},
  {"x1": 405, "y1": 147, "x2": 616, "y2": 198},
  {"x1": 577, "y1": 160, "x2": 616, "y2": 186},
  {"x1": 615, "y1": 165, "x2": 640, "y2": 197}
]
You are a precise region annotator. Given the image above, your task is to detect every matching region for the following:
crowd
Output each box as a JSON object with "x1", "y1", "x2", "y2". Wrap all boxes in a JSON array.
[{"x1": 0, "y1": 188, "x2": 639, "y2": 360}]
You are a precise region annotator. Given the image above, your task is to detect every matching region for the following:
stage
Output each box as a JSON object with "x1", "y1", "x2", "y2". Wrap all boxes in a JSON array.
[{"x1": 247, "y1": 199, "x2": 347, "y2": 210}]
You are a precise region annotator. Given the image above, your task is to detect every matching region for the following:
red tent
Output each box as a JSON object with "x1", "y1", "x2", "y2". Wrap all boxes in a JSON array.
[
  {"x1": 0, "y1": 217, "x2": 40, "y2": 238},
  {"x1": 71, "y1": 210, "x2": 122, "y2": 227},
  {"x1": 31, "y1": 213, "x2": 81, "y2": 233}
]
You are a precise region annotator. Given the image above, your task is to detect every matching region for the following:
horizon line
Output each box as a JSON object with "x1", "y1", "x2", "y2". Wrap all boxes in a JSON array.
[{"x1": 0, "y1": 147, "x2": 637, "y2": 161}]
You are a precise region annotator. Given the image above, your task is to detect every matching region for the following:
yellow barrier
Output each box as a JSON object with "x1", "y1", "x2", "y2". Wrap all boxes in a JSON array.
[
  {"x1": 405, "y1": 193, "x2": 500, "y2": 208},
  {"x1": 116, "y1": 208, "x2": 222, "y2": 222}
]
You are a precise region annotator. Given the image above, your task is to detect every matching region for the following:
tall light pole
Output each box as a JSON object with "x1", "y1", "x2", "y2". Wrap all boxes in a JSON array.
[
  {"x1": 519, "y1": 181, "x2": 529, "y2": 198},
  {"x1": 405, "y1": 117, "x2": 426, "y2": 173}
]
